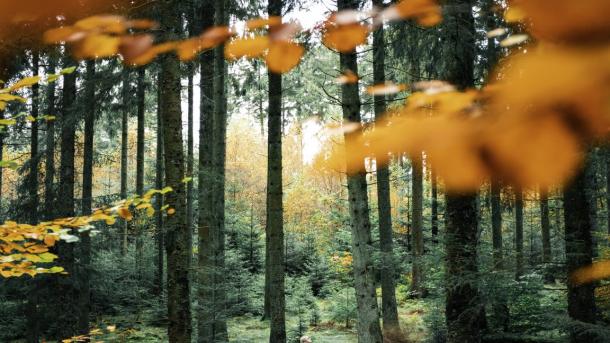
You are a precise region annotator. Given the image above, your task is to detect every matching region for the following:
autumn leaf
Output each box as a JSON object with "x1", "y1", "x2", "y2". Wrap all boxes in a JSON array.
[
  {"x1": 119, "y1": 34, "x2": 154, "y2": 63},
  {"x1": 167, "y1": 208, "x2": 176, "y2": 215},
  {"x1": 322, "y1": 23, "x2": 369, "y2": 52},
  {"x1": 74, "y1": 34, "x2": 120, "y2": 59},
  {"x1": 117, "y1": 207, "x2": 133, "y2": 221},
  {"x1": 43, "y1": 26, "x2": 85, "y2": 44},
  {"x1": 265, "y1": 41, "x2": 304, "y2": 74},
  {"x1": 74, "y1": 15, "x2": 126, "y2": 34},
  {"x1": 8, "y1": 76, "x2": 41, "y2": 91},
  {"x1": 246, "y1": 16, "x2": 282, "y2": 30},
  {"x1": 570, "y1": 261, "x2": 610, "y2": 285},
  {"x1": 335, "y1": 70, "x2": 359, "y2": 84},
  {"x1": 225, "y1": 36, "x2": 270, "y2": 60},
  {"x1": 366, "y1": 82, "x2": 407, "y2": 95}
]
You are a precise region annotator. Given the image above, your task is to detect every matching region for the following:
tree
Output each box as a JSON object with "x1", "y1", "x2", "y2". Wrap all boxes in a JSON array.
[
  {"x1": 135, "y1": 66, "x2": 146, "y2": 278},
  {"x1": 266, "y1": 1, "x2": 287, "y2": 342},
  {"x1": 154, "y1": 69, "x2": 165, "y2": 296},
  {"x1": 515, "y1": 186, "x2": 524, "y2": 279},
  {"x1": 564, "y1": 155, "x2": 597, "y2": 343},
  {"x1": 490, "y1": 178, "x2": 509, "y2": 330},
  {"x1": 44, "y1": 52, "x2": 57, "y2": 220},
  {"x1": 372, "y1": 0, "x2": 400, "y2": 331},
  {"x1": 540, "y1": 186, "x2": 553, "y2": 283},
  {"x1": 120, "y1": 68, "x2": 130, "y2": 256},
  {"x1": 410, "y1": 152, "x2": 425, "y2": 297},
  {"x1": 159, "y1": 0, "x2": 192, "y2": 340},
  {"x1": 197, "y1": 0, "x2": 217, "y2": 339},
  {"x1": 442, "y1": 1, "x2": 485, "y2": 342},
  {"x1": 337, "y1": 1, "x2": 383, "y2": 341}
]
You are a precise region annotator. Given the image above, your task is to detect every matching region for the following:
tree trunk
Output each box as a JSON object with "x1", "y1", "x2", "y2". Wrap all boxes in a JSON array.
[
  {"x1": 135, "y1": 67, "x2": 146, "y2": 278},
  {"x1": 210, "y1": 0, "x2": 229, "y2": 338},
  {"x1": 187, "y1": 62, "x2": 194, "y2": 269},
  {"x1": 77, "y1": 59, "x2": 95, "y2": 335},
  {"x1": 563, "y1": 156, "x2": 597, "y2": 343},
  {"x1": 266, "y1": 2, "x2": 286, "y2": 342},
  {"x1": 442, "y1": 1, "x2": 483, "y2": 342},
  {"x1": 44, "y1": 52, "x2": 57, "y2": 220},
  {"x1": 540, "y1": 186, "x2": 553, "y2": 283},
  {"x1": 372, "y1": 0, "x2": 399, "y2": 332},
  {"x1": 410, "y1": 152, "x2": 425, "y2": 297},
  {"x1": 490, "y1": 178, "x2": 509, "y2": 330},
  {"x1": 197, "y1": 0, "x2": 216, "y2": 339},
  {"x1": 159, "y1": 1, "x2": 192, "y2": 341},
  {"x1": 337, "y1": 1, "x2": 383, "y2": 342},
  {"x1": 56, "y1": 56, "x2": 79, "y2": 339},
  {"x1": 25, "y1": 51, "x2": 41, "y2": 343},
  {"x1": 154, "y1": 70, "x2": 165, "y2": 295},
  {"x1": 121, "y1": 69, "x2": 130, "y2": 256},
  {"x1": 431, "y1": 167, "x2": 439, "y2": 243},
  {"x1": 515, "y1": 187, "x2": 524, "y2": 280},
  {"x1": 606, "y1": 147, "x2": 610, "y2": 236}
]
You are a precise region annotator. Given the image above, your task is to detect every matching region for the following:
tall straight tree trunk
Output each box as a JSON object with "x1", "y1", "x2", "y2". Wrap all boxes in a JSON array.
[
  {"x1": 372, "y1": 0, "x2": 399, "y2": 332},
  {"x1": 431, "y1": 168, "x2": 439, "y2": 243},
  {"x1": 25, "y1": 51, "x2": 41, "y2": 343},
  {"x1": 410, "y1": 152, "x2": 425, "y2": 297},
  {"x1": 187, "y1": 63, "x2": 194, "y2": 268},
  {"x1": 540, "y1": 186, "x2": 553, "y2": 283},
  {"x1": 515, "y1": 187, "x2": 524, "y2": 279},
  {"x1": 442, "y1": 1, "x2": 484, "y2": 342},
  {"x1": 159, "y1": 1, "x2": 192, "y2": 341},
  {"x1": 197, "y1": 1, "x2": 216, "y2": 339},
  {"x1": 337, "y1": 1, "x2": 383, "y2": 342},
  {"x1": 135, "y1": 67, "x2": 146, "y2": 278},
  {"x1": 154, "y1": 70, "x2": 165, "y2": 295},
  {"x1": 490, "y1": 178, "x2": 509, "y2": 330},
  {"x1": 564, "y1": 155, "x2": 597, "y2": 343},
  {"x1": 266, "y1": 1, "x2": 286, "y2": 342},
  {"x1": 606, "y1": 147, "x2": 610, "y2": 235},
  {"x1": 29, "y1": 52, "x2": 40, "y2": 223},
  {"x1": 209, "y1": 0, "x2": 229, "y2": 339},
  {"x1": 121, "y1": 69, "x2": 130, "y2": 256},
  {"x1": 77, "y1": 59, "x2": 95, "y2": 334},
  {"x1": 44, "y1": 53, "x2": 57, "y2": 220},
  {"x1": 56, "y1": 57, "x2": 79, "y2": 339}
]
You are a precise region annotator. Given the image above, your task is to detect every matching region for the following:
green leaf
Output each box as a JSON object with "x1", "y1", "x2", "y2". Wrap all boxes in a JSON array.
[
  {"x1": 0, "y1": 160, "x2": 19, "y2": 169},
  {"x1": 46, "y1": 74, "x2": 59, "y2": 83},
  {"x1": 182, "y1": 177, "x2": 193, "y2": 183},
  {"x1": 60, "y1": 66, "x2": 77, "y2": 75},
  {"x1": 161, "y1": 186, "x2": 173, "y2": 194},
  {"x1": 49, "y1": 266, "x2": 65, "y2": 273},
  {"x1": 38, "y1": 252, "x2": 58, "y2": 263}
]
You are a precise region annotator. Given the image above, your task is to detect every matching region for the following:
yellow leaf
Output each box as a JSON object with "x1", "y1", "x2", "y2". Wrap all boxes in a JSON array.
[
  {"x1": 38, "y1": 252, "x2": 58, "y2": 263},
  {"x1": 9, "y1": 76, "x2": 41, "y2": 91},
  {"x1": 246, "y1": 16, "x2": 282, "y2": 30},
  {"x1": 265, "y1": 41, "x2": 304, "y2": 74},
  {"x1": 0, "y1": 94, "x2": 27, "y2": 102},
  {"x1": 0, "y1": 119, "x2": 16, "y2": 126},
  {"x1": 26, "y1": 115, "x2": 36, "y2": 122},
  {"x1": 146, "y1": 206, "x2": 155, "y2": 218},
  {"x1": 74, "y1": 34, "x2": 120, "y2": 59},
  {"x1": 499, "y1": 34, "x2": 529, "y2": 47},
  {"x1": 161, "y1": 186, "x2": 173, "y2": 194},
  {"x1": 23, "y1": 254, "x2": 42, "y2": 262},
  {"x1": 224, "y1": 36, "x2": 270, "y2": 60},
  {"x1": 503, "y1": 6, "x2": 526, "y2": 23},
  {"x1": 390, "y1": 0, "x2": 442, "y2": 26},
  {"x1": 26, "y1": 244, "x2": 48, "y2": 254},
  {"x1": 322, "y1": 24, "x2": 368, "y2": 52},
  {"x1": 74, "y1": 15, "x2": 126, "y2": 34}
]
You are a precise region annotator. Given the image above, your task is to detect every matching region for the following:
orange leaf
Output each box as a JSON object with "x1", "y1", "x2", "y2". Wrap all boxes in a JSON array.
[
  {"x1": 265, "y1": 41, "x2": 304, "y2": 74},
  {"x1": 224, "y1": 36, "x2": 270, "y2": 60},
  {"x1": 43, "y1": 26, "x2": 86, "y2": 44},
  {"x1": 126, "y1": 42, "x2": 178, "y2": 66},
  {"x1": 74, "y1": 34, "x2": 120, "y2": 59},
  {"x1": 246, "y1": 16, "x2": 282, "y2": 30},
  {"x1": 120, "y1": 34, "x2": 154, "y2": 63},
  {"x1": 335, "y1": 70, "x2": 359, "y2": 84},
  {"x1": 117, "y1": 207, "x2": 133, "y2": 221},
  {"x1": 570, "y1": 261, "x2": 610, "y2": 285},
  {"x1": 167, "y1": 208, "x2": 175, "y2": 215},
  {"x1": 74, "y1": 15, "x2": 126, "y2": 34},
  {"x1": 366, "y1": 82, "x2": 407, "y2": 95},
  {"x1": 322, "y1": 24, "x2": 369, "y2": 52},
  {"x1": 44, "y1": 235, "x2": 57, "y2": 247}
]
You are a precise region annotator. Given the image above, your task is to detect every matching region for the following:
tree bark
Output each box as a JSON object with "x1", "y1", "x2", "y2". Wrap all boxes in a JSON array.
[
  {"x1": 135, "y1": 67, "x2": 146, "y2": 278},
  {"x1": 372, "y1": 0, "x2": 400, "y2": 332},
  {"x1": 44, "y1": 52, "x2": 57, "y2": 220},
  {"x1": 431, "y1": 167, "x2": 439, "y2": 243},
  {"x1": 515, "y1": 187, "x2": 524, "y2": 280},
  {"x1": 154, "y1": 70, "x2": 165, "y2": 295},
  {"x1": 490, "y1": 178, "x2": 509, "y2": 330},
  {"x1": 121, "y1": 69, "x2": 130, "y2": 256},
  {"x1": 56, "y1": 56, "x2": 79, "y2": 339},
  {"x1": 442, "y1": 1, "x2": 483, "y2": 342},
  {"x1": 338, "y1": 1, "x2": 383, "y2": 342},
  {"x1": 563, "y1": 156, "x2": 597, "y2": 343},
  {"x1": 209, "y1": 0, "x2": 229, "y2": 338},
  {"x1": 540, "y1": 186, "x2": 553, "y2": 283},
  {"x1": 197, "y1": 0, "x2": 216, "y2": 339},
  {"x1": 266, "y1": 2, "x2": 287, "y2": 342},
  {"x1": 160, "y1": 1, "x2": 192, "y2": 340},
  {"x1": 410, "y1": 152, "x2": 425, "y2": 297},
  {"x1": 187, "y1": 62, "x2": 194, "y2": 269}
]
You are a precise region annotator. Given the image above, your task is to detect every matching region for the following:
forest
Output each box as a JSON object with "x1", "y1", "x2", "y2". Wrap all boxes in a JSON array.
[{"x1": 0, "y1": 0, "x2": 609, "y2": 342}]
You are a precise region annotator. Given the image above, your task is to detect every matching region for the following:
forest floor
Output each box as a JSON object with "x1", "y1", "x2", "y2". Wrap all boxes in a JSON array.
[{"x1": 60, "y1": 298, "x2": 430, "y2": 342}]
